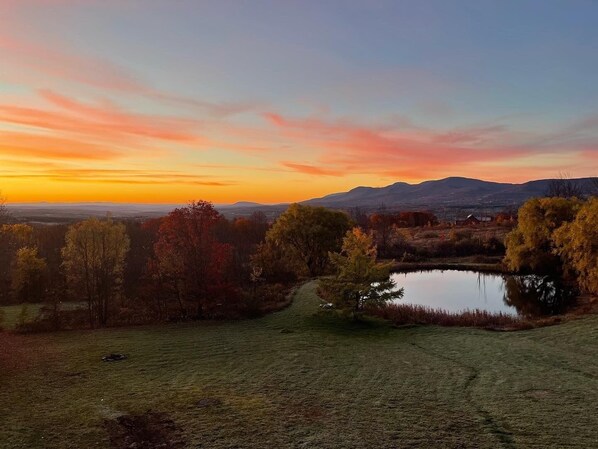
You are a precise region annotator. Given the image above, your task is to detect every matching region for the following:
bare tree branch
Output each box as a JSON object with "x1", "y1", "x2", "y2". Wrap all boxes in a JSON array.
[{"x1": 546, "y1": 172, "x2": 585, "y2": 198}]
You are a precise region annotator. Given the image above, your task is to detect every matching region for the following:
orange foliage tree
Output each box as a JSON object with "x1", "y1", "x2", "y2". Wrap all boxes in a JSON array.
[{"x1": 149, "y1": 201, "x2": 239, "y2": 319}]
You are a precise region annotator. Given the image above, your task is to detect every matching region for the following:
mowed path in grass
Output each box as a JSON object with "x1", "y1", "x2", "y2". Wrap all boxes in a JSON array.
[{"x1": 1, "y1": 281, "x2": 597, "y2": 449}]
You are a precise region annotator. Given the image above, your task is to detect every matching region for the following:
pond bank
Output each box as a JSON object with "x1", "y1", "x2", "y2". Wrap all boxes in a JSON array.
[
  {"x1": 389, "y1": 256, "x2": 508, "y2": 274},
  {"x1": 376, "y1": 260, "x2": 598, "y2": 331}
]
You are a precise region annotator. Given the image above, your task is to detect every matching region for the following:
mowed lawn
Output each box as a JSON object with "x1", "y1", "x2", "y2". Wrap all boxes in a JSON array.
[
  {"x1": 1, "y1": 281, "x2": 597, "y2": 449},
  {"x1": 1, "y1": 304, "x2": 44, "y2": 330},
  {"x1": 1, "y1": 302, "x2": 86, "y2": 331}
]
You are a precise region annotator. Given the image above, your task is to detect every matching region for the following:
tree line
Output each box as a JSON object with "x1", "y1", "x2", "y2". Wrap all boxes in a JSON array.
[
  {"x1": 0, "y1": 202, "x2": 271, "y2": 328},
  {"x1": 1, "y1": 201, "x2": 398, "y2": 329},
  {"x1": 2, "y1": 191, "x2": 595, "y2": 331}
]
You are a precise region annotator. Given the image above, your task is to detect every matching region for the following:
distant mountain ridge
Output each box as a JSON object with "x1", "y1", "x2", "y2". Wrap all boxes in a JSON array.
[
  {"x1": 6, "y1": 177, "x2": 595, "y2": 221},
  {"x1": 302, "y1": 176, "x2": 595, "y2": 209}
]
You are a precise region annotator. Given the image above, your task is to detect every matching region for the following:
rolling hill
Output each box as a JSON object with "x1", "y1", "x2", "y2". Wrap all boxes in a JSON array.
[{"x1": 303, "y1": 177, "x2": 595, "y2": 210}]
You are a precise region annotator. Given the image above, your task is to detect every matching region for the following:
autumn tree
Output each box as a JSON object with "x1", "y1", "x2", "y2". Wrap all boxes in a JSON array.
[
  {"x1": 12, "y1": 247, "x2": 47, "y2": 303},
  {"x1": 1, "y1": 223, "x2": 33, "y2": 246},
  {"x1": 504, "y1": 197, "x2": 580, "y2": 274},
  {"x1": 32, "y1": 224, "x2": 68, "y2": 302},
  {"x1": 149, "y1": 201, "x2": 237, "y2": 319},
  {"x1": 348, "y1": 207, "x2": 369, "y2": 229},
  {"x1": 369, "y1": 213, "x2": 401, "y2": 253},
  {"x1": 318, "y1": 228, "x2": 403, "y2": 320},
  {"x1": 0, "y1": 224, "x2": 34, "y2": 304},
  {"x1": 0, "y1": 192, "x2": 9, "y2": 225},
  {"x1": 122, "y1": 219, "x2": 161, "y2": 299},
  {"x1": 553, "y1": 198, "x2": 598, "y2": 294},
  {"x1": 250, "y1": 240, "x2": 301, "y2": 284},
  {"x1": 216, "y1": 212, "x2": 270, "y2": 285},
  {"x1": 62, "y1": 218, "x2": 130, "y2": 327},
  {"x1": 260, "y1": 204, "x2": 352, "y2": 278}
]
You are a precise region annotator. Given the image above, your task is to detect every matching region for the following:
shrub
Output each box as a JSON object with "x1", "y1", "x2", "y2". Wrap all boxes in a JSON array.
[
  {"x1": 449, "y1": 229, "x2": 473, "y2": 241},
  {"x1": 242, "y1": 283, "x2": 291, "y2": 318}
]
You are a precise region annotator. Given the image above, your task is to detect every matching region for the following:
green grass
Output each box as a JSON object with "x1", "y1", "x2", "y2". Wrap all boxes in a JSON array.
[
  {"x1": 0, "y1": 302, "x2": 85, "y2": 330},
  {"x1": 0, "y1": 303, "x2": 43, "y2": 330},
  {"x1": 1, "y1": 281, "x2": 597, "y2": 448}
]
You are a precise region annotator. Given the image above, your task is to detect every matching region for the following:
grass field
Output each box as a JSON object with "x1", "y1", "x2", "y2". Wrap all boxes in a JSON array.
[
  {"x1": 0, "y1": 302, "x2": 85, "y2": 331},
  {"x1": 1, "y1": 281, "x2": 597, "y2": 448},
  {"x1": 0, "y1": 303, "x2": 43, "y2": 330}
]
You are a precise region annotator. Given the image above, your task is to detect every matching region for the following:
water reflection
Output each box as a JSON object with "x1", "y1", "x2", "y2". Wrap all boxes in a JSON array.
[
  {"x1": 390, "y1": 270, "x2": 576, "y2": 317},
  {"x1": 502, "y1": 275, "x2": 576, "y2": 317}
]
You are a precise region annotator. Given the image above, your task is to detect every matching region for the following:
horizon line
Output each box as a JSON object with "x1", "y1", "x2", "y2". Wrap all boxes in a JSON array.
[{"x1": 3, "y1": 175, "x2": 594, "y2": 206}]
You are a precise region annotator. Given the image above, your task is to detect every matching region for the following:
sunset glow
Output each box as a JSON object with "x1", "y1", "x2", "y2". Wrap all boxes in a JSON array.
[{"x1": 1, "y1": 1, "x2": 597, "y2": 203}]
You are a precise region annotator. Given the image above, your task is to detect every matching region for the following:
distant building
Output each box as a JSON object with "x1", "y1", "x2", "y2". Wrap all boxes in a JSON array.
[{"x1": 455, "y1": 214, "x2": 493, "y2": 225}]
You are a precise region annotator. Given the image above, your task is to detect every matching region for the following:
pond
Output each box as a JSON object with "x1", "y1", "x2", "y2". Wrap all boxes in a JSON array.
[{"x1": 390, "y1": 270, "x2": 576, "y2": 317}]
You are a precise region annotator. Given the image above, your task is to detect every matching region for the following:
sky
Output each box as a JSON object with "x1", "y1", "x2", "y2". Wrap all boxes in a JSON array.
[{"x1": 0, "y1": 0, "x2": 597, "y2": 204}]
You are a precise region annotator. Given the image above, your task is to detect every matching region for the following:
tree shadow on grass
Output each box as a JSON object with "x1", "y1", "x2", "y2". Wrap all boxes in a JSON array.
[{"x1": 303, "y1": 310, "x2": 396, "y2": 338}]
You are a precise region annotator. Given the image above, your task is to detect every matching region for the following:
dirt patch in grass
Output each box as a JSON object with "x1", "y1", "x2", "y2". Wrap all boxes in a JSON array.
[
  {"x1": 283, "y1": 399, "x2": 328, "y2": 423},
  {"x1": 0, "y1": 333, "x2": 35, "y2": 373},
  {"x1": 104, "y1": 411, "x2": 185, "y2": 449},
  {"x1": 196, "y1": 397, "x2": 222, "y2": 408},
  {"x1": 524, "y1": 389, "x2": 551, "y2": 400}
]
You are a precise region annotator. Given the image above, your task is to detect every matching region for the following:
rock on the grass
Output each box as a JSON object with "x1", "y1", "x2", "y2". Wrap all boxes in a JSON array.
[{"x1": 102, "y1": 353, "x2": 127, "y2": 362}]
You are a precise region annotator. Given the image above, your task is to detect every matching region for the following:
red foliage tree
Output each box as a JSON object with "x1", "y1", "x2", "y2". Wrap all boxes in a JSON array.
[{"x1": 149, "y1": 201, "x2": 239, "y2": 319}]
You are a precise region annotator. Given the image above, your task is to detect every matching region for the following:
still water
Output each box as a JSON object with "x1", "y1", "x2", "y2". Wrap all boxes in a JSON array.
[{"x1": 390, "y1": 270, "x2": 575, "y2": 317}]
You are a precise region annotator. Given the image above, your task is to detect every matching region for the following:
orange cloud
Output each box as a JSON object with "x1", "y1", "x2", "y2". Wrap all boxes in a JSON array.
[
  {"x1": 1, "y1": 167, "x2": 235, "y2": 186},
  {"x1": 0, "y1": 132, "x2": 121, "y2": 160},
  {"x1": 281, "y1": 162, "x2": 344, "y2": 176}
]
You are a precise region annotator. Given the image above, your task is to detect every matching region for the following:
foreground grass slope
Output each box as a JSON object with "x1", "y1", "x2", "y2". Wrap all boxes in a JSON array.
[{"x1": 1, "y1": 282, "x2": 597, "y2": 449}]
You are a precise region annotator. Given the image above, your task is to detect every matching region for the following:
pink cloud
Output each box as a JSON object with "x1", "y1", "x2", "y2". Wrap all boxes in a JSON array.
[
  {"x1": 281, "y1": 162, "x2": 344, "y2": 176},
  {"x1": 0, "y1": 91, "x2": 207, "y2": 144},
  {"x1": 432, "y1": 125, "x2": 507, "y2": 145},
  {"x1": 0, "y1": 35, "x2": 145, "y2": 92},
  {"x1": 262, "y1": 112, "x2": 575, "y2": 181}
]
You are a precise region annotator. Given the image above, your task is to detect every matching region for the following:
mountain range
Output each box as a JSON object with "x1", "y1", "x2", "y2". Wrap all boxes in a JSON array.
[
  {"x1": 6, "y1": 177, "x2": 595, "y2": 221},
  {"x1": 304, "y1": 177, "x2": 595, "y2": 209}
]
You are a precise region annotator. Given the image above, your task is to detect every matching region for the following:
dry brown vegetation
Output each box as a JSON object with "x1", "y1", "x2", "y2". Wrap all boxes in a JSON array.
[
  {"x1": 405, "y1": 223, "x2": 513, "y2": 259},
  {"x1": 368, "y1": 292, "x2": 598, "y2": 331}
]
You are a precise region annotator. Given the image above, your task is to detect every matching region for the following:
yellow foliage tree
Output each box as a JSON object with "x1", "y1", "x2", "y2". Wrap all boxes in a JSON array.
[
  {"x1": 12, "y1": 247, "x2": 47, "y2": 303},
  {"x1": 263, "y1": 204, "x2": 352, "y2": 277},
  {"x1": 504, "y1": 197, "x2": 580, "y2": 273},
  {"x1": 62, "y1": 218, "x2": 130, "y2": 327},
  {"x1": 554, "y1": 198, "x2": 598, "y2": 294}
]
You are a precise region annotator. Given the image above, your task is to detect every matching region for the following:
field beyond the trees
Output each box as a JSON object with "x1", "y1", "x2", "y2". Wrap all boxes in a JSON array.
[{"x1": 1, "y1": 281, "x2": 597, "y2": 449}]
